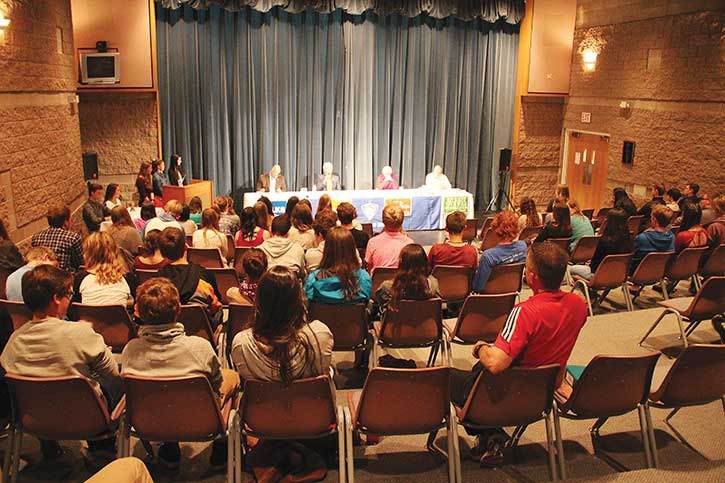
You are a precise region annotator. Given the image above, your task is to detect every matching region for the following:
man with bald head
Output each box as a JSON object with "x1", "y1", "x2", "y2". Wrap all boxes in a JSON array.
[
  {"x1": 256, "y1": 165, "x2": 287, "y2": 192},
  {"x1": 314, "y1": 162, "x2": 341, "y2": 191},
  {"x1": 375, "y1": 166, "x2": 399, "y2": 190},
  {"x1": 425, "y1": 165, "x2": 452, "y2": 190}
]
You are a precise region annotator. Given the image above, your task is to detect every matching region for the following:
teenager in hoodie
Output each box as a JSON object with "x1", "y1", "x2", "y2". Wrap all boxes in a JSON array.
[
  {"x1": 157, "y1": 227, "x2": 223, "y2": 329},
  {"x1": 259, "y1": 215, "x2": 307, "y2": 278},
  {"x1": 631, "y1": 204, "x2": 675, "y2": 272}
]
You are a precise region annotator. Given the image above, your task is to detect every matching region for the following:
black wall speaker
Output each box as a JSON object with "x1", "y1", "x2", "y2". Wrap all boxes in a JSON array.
[
  {"x1": 499, "y1": 148, "x2": 512, "y2": 172},
  {"x1": 622, "y1": 141, "x2": 635, "y2": 165},
  {"x1": 82, "y1": 152, "x2": 99, "y2": 180}
]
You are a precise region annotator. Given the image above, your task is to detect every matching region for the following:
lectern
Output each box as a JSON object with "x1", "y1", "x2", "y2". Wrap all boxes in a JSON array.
[{"x1": 163, "y1": 180, "x2": 213, "y2": 208}]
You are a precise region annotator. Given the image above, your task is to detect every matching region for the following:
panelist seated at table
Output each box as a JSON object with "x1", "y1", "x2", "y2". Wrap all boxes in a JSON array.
[
  {"x1": 256, "y1": 164, "x2": 287, "y2": 193},
  {"x1": 376, "y1": 166, "x2": 400, "y2": 190},
  {"x1": 314, "y1": 162, "x2": 341, "y2": 191},
  {"x1": 424, "y1": 165, "x2": 452, "y2": 190}
]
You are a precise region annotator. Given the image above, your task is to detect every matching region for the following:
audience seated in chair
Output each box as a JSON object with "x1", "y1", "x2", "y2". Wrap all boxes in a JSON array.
[
  {"x1": 305, "y1": 211, "x2": 341, "y2": 272},
  {"x1": 122, "y1": 277, "x2": 240, "y2": 472},
  {"x1": 235, "y1": 206, "x2": 269, "y2": 248},
  {"x1": 679, "y1": 182, "x2": 701, "y2": 210},
  {"x1": 178, "y1": 203, "x2": 197, "y2": 236},
  {"x1": 192, "y1": 208, "x2": 228, "y2": 260},
  {"x1": 228, "y1": 248, "x2": 267, "y2": 304},
  {"x1": 568, "y1": 200, "x2": 594, "y2": 251},
  {"x1": 534, "y1": 202, "x2": 573, "y2": 244},
  {"x1": 569, "y1": 208, "x2": 633, "y2": 281},
  {"x1": 428, "y1": 210, "x2": 478, "y2": 271},
  {"x1": 451, "y1": 242, "x2": 587, "y2": 466},
  {"x1": 0, "y1": 264, "x2": 122, "y2": 469},
  {"x1": 72, "y1": 232, "x2": 136, "y2": 308},
  {"x1": 82, "y1": 181, "x2": 108, "y2": 233},
  {"x1": 214, "y1": 196, "x2": 240, "y2": 237},
  {"x1": 5, "y1": 247, "x2": 57, "y2": 302},
  {"x1": 631, "y1": 205, "x2": 674, "y2": 272},
  {"x1": 259, "y1": 215, "x2": 307, "y2": 278},
  {"x1": 472, "y1": 211, "x2": 527, "y2": 293},
  {"x1": 365, "y1": 204, "x2": 413, "y2": 273},
  {"x1": 337, "y1": 202, "x2": 369, "y2": 250},
  {"x1": 545, "y1": 184, "x2": 569, "y2": 214},
  {"x1": 31, "y1": 203, "x2": 83, "y2": 272},
  {"x1": 675, "y1": 201, "x2": 710, "y2": 252},
  {"x1": 231, "y1": 265, "x2": 333, "y2": 382},
  {"x1": 664, "y1": 188, "x2": 682, "y2": 214},
  {"x1": 143, "y1": 199, "x2": 184, "y2": 239},
  {"x1": 518, "y1": 196, "x2": 542, "y2": 232},
  {"x1": 158, "y1": 227, "x2": 222, "y2": 330},
  {"x1": 638, "y1": 183, "x2": 667, "y2": 229},
  {"x1": 288, "y1": 203, "x2": 316, "y2": 250},
  {"x1": 134, "y1": 229, "x2": 169, "y2": 270},
  {"x1": 707, "y1": 195, "x2": 725, "y2": 247},
  {"x1": 612, "y1": 187, "x2": 638, "y2": 217},
  {"x1": 134, "y1": 201, "x2": 157, "y2": 233},
  {"x1": 0, "y1": 219, "x2": 24, "y2": 277},
  {"x1": 107, "y1": 206, "x2": 143, "y2": 257}
]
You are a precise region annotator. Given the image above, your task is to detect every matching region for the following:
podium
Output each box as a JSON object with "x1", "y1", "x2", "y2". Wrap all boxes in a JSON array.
[{"x1": 163, "y1": 180, "x2": 213, "y2": 208}]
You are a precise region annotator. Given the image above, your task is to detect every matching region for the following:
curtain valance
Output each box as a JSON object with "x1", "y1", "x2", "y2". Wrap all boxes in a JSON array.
[{"x1": 155, "y1": 0, "x2": 525, "y2": 23}]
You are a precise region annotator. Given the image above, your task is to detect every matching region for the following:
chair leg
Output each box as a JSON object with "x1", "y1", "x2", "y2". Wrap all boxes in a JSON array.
[
  {"x1": 344, "y1": 407, "x2": 355, "y2": 483},
  {"x1": 227, "y1": 409, "x2": 235, "y2": 483},
  {"x1": 660, "y1": 280, "x2": 670, "y2": 301},
  {"x1": 621, "y1": 283, "x2": 633, "y2": 312},
  {"x1": 684, "y1": 319, "x2": 701, "y2": 337},
  {"x1": 544, "y1": 412, "x2": 558, "y2": 481},
  {"x1": 639, "y1": 309, "x2": 672, "y2": 347},
  {"x1": 10, "y1": 428, "x2": 22, "y2": 483},
  {"x1": 581, "y1": 282, "x2": 594, "y2": 317},
  {"x1": 644, "y1": 404, "x2": 658, "y2": 468},
  {"x1": 427, "y1": 344, "x2": 439, "y2": 368},
  {"x1": 552, "y1": 402, "x2": 566, "y2": 480},
  {"x1": 2, "y1": 424, "x2": 14, "y2": 483},
  {"x1": 674, "y1": 312, "x2": 688, "y2": 350},
  {"x1": 449, "y1": 404, "x2": 462, "y2": 483},
  {"x1": 336, "y1": 406, "x2": 346, "y2": 483},
  {"x1": 235, "y1": 415, "x2": 243, "y2": 483},
  {"x1": 637, "y1": 404, "x2": 653, "y2": 469}
]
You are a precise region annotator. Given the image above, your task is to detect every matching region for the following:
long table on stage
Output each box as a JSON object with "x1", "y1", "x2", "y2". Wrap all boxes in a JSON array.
[{"x1": 243, "y1": 188, "x2": 474, "y2": 231}]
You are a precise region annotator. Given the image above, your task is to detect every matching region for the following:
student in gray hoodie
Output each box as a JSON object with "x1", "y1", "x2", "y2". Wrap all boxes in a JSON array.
[{"x1": 259, "y1": 215, "x2": 306, "y2": 278}]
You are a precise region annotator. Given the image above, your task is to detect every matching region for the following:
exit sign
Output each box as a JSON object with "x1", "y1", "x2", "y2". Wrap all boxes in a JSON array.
[{"x1": 581, "y1": 112, "x2": 592, "y2": 123}]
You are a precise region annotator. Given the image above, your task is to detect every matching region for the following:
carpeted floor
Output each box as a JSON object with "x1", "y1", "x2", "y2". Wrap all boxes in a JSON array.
[{"x1": 7, "y1": 234, "x2": 725, "y2": 482}]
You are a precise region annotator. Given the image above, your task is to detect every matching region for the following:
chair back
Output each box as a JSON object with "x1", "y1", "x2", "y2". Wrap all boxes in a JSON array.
[
  {"x1": 462, "y1": 219, "x2": 477, "y2": 242},
  {"x1": 478, "y1": 216, "x2": 495, "y2": 240},
  {"x1": 241, "y1": 376, "x2": 337, "y2": 438},
  {"x1": 595, "y1": 207, "x2": 610, "y2": 219},
  {"x1": 701, "y1": 244, "x2": 725, "y2": 277},
  {"x1": 582, "y1": 209, "x2": 594, "y2": 220},
  {"x1": 135, "y1": 269, "x2": 159, "y2": 285},
  {"x1": 519, "y1": 225, "x2": 542, "y2": 242},
  {"x1": 308, "y1": 303, "x2": 368, "y2": 351},
  {"x1": 449, "y1": 293, "x2": 517, "y2": 343},
  {"x1": 185, "y1": 235, "x2": 193, "y2": 247},
  {"x1": 187, "y1": 247, "x2": 225, "y2": 269},
  {"x1": 379, "y1": 298, "x2": 442, "y2": 347},
  {"x1": 70, "y1": 303, "x2": 136, "y2": 352},
  {"x1": 354, "y1": 367, "x2": 450, "y2": 435},
  {"x1": 683, "y1": 276, "x2": 725, "y2": 320},
  {"x1": 361, "y1": 223, "x2": 373, "y2": 237},
  {"x1": 569, "y1": 236, "x2": 601, "y2": 264},
  {"x1": 459, "y1": 365, "x2": 559, "y2": 428},
  {"x1": 480, "y1": 263, "x2": 524, "y2": 294},
  {"x1": 123, "y1": 375, "x2": 226, "y2": 441},
  {"x1": 0, "y1": 299, "x2": 32, "y2": 331},
  {"x1": 227, "y1": 302, "x2": 255, "y2": 342},
  {"x1": 563, "y1": 352, "x2": 660, "y2": 418},
  {"x1": 628, "y1": 215, "x2": 645, "y2": 235},
  {"x1": 629, "y1": 252, "x2": 673, "y2": 286},
  {"x1": 652, "y1": 344, "x2": 725, "y2": 407},
  {"x1": 233, "y1": 246, "x2": 252, "y2": 273},
  {"x1": 547, "y1": 238, "x2": 572, "y2": 254},
  {"x1": 480, "y1": 228, "x2": 501, "y2": 251},
  {"x1": 207, "y1": 268, "x2": 239, "y2": 305},
  {"x1": 371, "y1": 267, "x2": 397, "y2": 294},
  {"x1": 5, "y1": 375, "x2": 112, "y2": 440},
  {"x1": 431, "y1": 265, "x2": 473, "y2": 302},
  {"x1": 0, "y1": 268, "x2": 11, "y2": 299},
  {"x1": 226, "y1": 234, "x2": 235, "y2": 262},
  {"x1": 179, "y1": 304, "x2": 215, "y2": 342},
  {"x1": 666, "y1": 247, "x2": 707, "y2": 281},
  {"x1": 589, "y1": 254, "x2": 632, "y2": 289}
]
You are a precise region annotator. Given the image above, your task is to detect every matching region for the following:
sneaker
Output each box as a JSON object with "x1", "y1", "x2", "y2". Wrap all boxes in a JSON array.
[
  {"x1": 479, "y1": 435, "x2": 506, "y2": 467},
  {"x1": 157, "y1": 442, "x2": 181, "y2": 471}
]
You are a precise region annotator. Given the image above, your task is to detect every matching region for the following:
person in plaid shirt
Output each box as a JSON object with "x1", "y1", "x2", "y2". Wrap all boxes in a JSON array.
[{"x1": 31, "y1": 204, "x2": 83, "y2": 272}]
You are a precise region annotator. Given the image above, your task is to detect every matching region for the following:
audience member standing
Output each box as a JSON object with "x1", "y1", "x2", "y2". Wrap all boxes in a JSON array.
[
  {"x1": 569, "y1": 208, "x2": 633, "y2": 281},
  {"x1": 72, "y1": 232, "x2": 135, "y2": 307},
  {"x1": 193, "y1": 208, "x2": 228, "y2": 260},
  {"x1": 473, "y1": 211, "x2": 527, "y2": 293},
  {"x1": 259, "y1": 216, "x2": 307, "y2": 278},
  {"x1": 534, "y1": 203, "x2": 573, "y2": 243},
  {"x1": 167, "y1": 154, "x2": 187, "y2": 186},
  {"x1": 675, "y1": 201, "x2": 710, "y2": 252},
  {"x1": 5, "y1": 247, "x2": 57, "y2": 302},
  {"x1": 107, "y1": 206, "x2": 143, "y2": 257},
  {"x1": 428, "y1": 211, "x2": 478, "y2": 271},
  {"x1": 235, "y1": 207, "x2": 269, "y2": 248},
  {"x1": 365, "y1": 204, "x2": 413, "y2": 273},
  {"x1": 135, "y1": 161, "x2": 153, "y2": 204},
  {"x1": 567, "y1": 200, "x2": 594, "y2": 251},
  {"x1": 631, "y1": 205, "x2": 674, "y2": 271},
  {"x1": 31, "y1": 204, "x2": 83, "y2": 272},
  {"x1": 82, "y1": 182, "x2": 107, "y2": 233},
  {"x1": 151, "y1": 159, "x2": 169, "y2": 207}
]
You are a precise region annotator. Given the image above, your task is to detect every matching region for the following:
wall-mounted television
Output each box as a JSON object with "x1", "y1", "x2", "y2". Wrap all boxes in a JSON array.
[{"x1": 80, "y1": 52, "x2": 120, "y2": 84}]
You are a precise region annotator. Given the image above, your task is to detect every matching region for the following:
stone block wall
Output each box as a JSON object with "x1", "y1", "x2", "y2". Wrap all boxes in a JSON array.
[{"x1": 0, "y1": 0, "x2": 86, "y2": 244}]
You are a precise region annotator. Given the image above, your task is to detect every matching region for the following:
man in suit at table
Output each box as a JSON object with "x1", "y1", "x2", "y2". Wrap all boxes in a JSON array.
[
  {"x1": 256, "y1": 165, "x2": 287, "y2": 193},
  {"x1": 314, "y1": 162, "x2": 341, "y2": 191}
]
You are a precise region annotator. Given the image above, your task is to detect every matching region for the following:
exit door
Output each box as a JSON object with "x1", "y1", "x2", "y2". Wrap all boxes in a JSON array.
[{"x1": 564, "y1": 131, "x2": 609, "y2": 211}]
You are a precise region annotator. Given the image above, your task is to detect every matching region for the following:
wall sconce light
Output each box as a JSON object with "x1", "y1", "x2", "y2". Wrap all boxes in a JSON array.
[{"x1": 582, "y1": 50, "x2": 598, "y2": 72}]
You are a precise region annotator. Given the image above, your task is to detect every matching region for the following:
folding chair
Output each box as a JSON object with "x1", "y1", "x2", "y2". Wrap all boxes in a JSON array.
[
  {"x1": 431, "y1": 265, "x2": 473, "y2": 304},
  {"x1": 238, "y1": 376, "x2": 346, "y2": 483},
  {"x1": 135, "y1": 269, "x2": 159, "y2": 285},
  {"x1": 628, "y1": 252, "x2": 673, "y2": 303},
  {"x1": 519, "y1": 225, "x2": 543, "y2": 243},
  {"x1": 628, "y1": 216, "x2": 645, "y2": 236},
  {"x1": 664, "y1": 247, "x2": 708, "y2": 296},
  {"x1": 479, "y1": 263, "x2": 524, "y2": 295},
  {"x1": 648, "y1": 344, "x2": 725, "y2": 467},
  {"x1": 121, "y1": 375, "x2": 237, "y2": 482},
  {"x1": 179, "y1": 304, "x2": 221, "y2": 348},
  {"x1": 571, "y1": 254, "x2": 633, "y2": 315},
  {"x1": 225, "y1": 234, "x2": 235, "y2": 264},
  {"x1": 547, "y1": 238, "x2": 572, "y2": 255},
  {"x1": 225, "y1": 303, "x2": 255, "y2": 367},
  {"x1": 372, "y1": 298, "x2": 448, "y2": 368},
  {"x1": 370, "y1": 267, "x2": 397, "y2": 294},
  {"x1": 232, "y1": 246, "x2": 252, "y2": 274},
  {"x1": 462, "y1": 219, "x2": 477, "y2": 243},
  {"x1": 5, "y1": 375, "x2": 125, "y2": 483},
  {"x1": 455, "y1": 365, "x2": 563, "y2": 480},
  {"x1": 699, "y1": 244, "x2": 725, "y2": 280},
  {"x1": 0, "y1": 300, "x2": 31, "y2": 331},
  {"x1": 207, "y1": 268, "x2": 239, "y2": 306},
  {"x1": 360, "y1": 223, "x2": 373, "y2": 238},
  {"x1": 480, "y1": 228, "x2": 502, "y2": 251},
  {"x1": 639, "y1": 276, "x2": 725, "y2": 350},
  {"x1": 557, "y1": 352, "x2": 661, "y2": 470},
  {"x1": 566, "y1": 236, "x2": 602, "y2": 285},
  {"x1": 187, "y1": 247, "x2": 225, "y2": 269},
  {"x1": 345, "y1": 367, "x2": 459, "y2": 483},
  {"x1": 69, "y1": 303, "x2": 137, "y2": 353},
  {"x1": 443, "y1": 293, "x2": 517, "y2": 345},
  {"x1": 309, "y1": 303, "x2": 369, "y2": 352},
  {"x1": 478, "y1": 216, "x2": 495, "y2": 240}
]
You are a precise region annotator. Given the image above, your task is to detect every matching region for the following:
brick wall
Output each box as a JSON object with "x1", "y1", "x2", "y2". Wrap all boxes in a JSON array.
[
  {"x1": 0, "y1": 0, "x2": 86, "y2": 244},
  {"x1": 564, "y1": 3, "x2": 725, "y2": 200}
]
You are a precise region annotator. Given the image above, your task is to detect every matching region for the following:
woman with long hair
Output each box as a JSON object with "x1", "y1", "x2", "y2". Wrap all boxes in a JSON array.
[
  {"x1": 316, "y1": 194, "x2": 335, "y2": 219},
  {"x1": 518, "y1": 197, "x2": 542, "y2": 230},
  {"x1": 178, "y1": 204, "x2": 197, "y2": 235},
  {"x1": 72, "y1": 232, "x2": 135, "y2": 307},
  {"x1": 235, "y1": 207, "x2": 269, "y2": 247},
  {"x1": 192, "y1": 208, "x2": 227, "y2": 259},
  {"x1": 167, "y1": 154, "x2": 186, "y2": 186},
  {"x1": 134, "y1": 229, "x2": 169, "y2": 269},
  {"x1": 376, "y1": 244, "x2": 439, "y2": 316},
  {"x1": 135, "y1": 201, "x2": 157, "y2": 232},
  {"x1": 231, "y1": 266, "x2": 333, "y2": 384},
  {"x1": 0, "y1": 218, "x2": 23, "y2": 273},
  {"x1": 534, "y1": 202, "x2": 573, "y2": 243},
  {"x1": 612, "y1": 187, "x2": 637, "y2": 217},
  {"x1": 570, "y1": 208, "x2": 633, "y2": 280},
  {"x1": 288, "y1": 204, "x2": 316, "y2": 250},
  {"x1": 228, "y1": 248, "x2": 268, "y2": 304},
  {"x1": 304, "y1": 227, "x2": 372, "y2": 304},
  {"x1": 135, "y1": 161, "x2": 153, "y2": 204},
  {"x1": 253, "y1": 201, "x2": 271, "y2": 232},
  {"x1": 107, "y1": 206, "x2": 142, "y2": 256},
  {"x1": 188, "y1": 196, "x2": 203, "y2": 225},
  {"x1": 546, "y1": 184, "x2": 570, "y2": 213},
  {"x1": 104, "y1": 183, "x2": 122, "y2": 211},
  {"x1": 284, "y1": 196, "x2": 299, "y2": 218},
  {"x1": 567, "y1": 199, "x2": 594, "y2": 251},
  {"x1": 214, "y1": 196, "x2": 240, "y2": 236},
  {"x1": 675, "y1": 201, "x2": 709, "y2": 252}
]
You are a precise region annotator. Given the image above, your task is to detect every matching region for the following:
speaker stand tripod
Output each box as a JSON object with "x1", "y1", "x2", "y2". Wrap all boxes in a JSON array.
[{"x1": 486, "y1": 170, "x2": 514, "y2": 212}]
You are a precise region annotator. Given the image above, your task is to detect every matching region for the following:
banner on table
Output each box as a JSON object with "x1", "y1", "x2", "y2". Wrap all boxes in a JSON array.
[
  {"x1": 384, "y1": 197, "x2": 412, "y2": 216},
  {"x1": 271, "y1": 201, "x2": 287, "y2": 216},
  {"x1": 442, "y1": 195, "x2": 470, "y2": 215}
]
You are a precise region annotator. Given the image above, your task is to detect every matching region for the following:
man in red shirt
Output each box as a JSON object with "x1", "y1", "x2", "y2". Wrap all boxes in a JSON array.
[
  {"x1": 427, "y1": 211, "x2": 478, "y2": 271},
  {"x1": 451, "y1": 241, "x2": 588, "y2": 465}
]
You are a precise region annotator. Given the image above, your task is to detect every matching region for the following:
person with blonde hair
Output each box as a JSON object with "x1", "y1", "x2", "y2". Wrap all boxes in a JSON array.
[
  {"x1": 192, "y1": 208, "x2": 228, "y2": 259},
  {"x1": 143, "y1": 199, "x2": 183, "y2": 238},
  {"x1": 473, "y1": 211, "x2": 527, "y2": 292},
  {"x1": 364, "y1": 203, "x2": 413, "y2": 273},
  {"x1": 107, "y1": 206, "x2": 143, "y2": 256},
  {"x1": 72, "y1": 232, "x2": 135, "y2": 307},
  {"x1": 4, "y1": 246, "x2": 58, "y2": 302}
]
